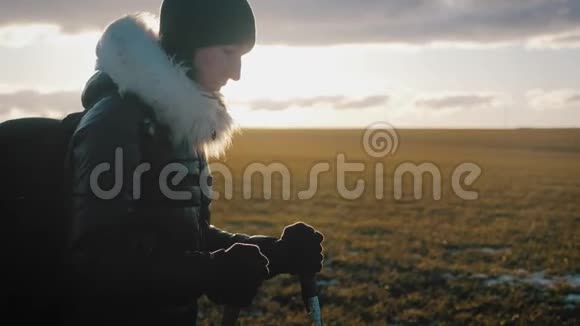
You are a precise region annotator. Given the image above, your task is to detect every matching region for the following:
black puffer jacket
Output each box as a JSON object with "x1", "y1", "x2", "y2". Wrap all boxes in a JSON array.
[{"x1": 64, "y1": 15, "x2": 274, "y2": 324}]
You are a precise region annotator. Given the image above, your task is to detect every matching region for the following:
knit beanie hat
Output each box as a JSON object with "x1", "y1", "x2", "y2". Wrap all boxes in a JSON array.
[{"x1": 159, "y1": 0, "x2": 256, "y2": 67}]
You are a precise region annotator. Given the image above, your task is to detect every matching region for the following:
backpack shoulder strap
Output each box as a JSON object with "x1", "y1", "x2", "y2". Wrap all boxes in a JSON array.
[{"x1": 61, "y1": 112, "x2": 86, "y2": 140}]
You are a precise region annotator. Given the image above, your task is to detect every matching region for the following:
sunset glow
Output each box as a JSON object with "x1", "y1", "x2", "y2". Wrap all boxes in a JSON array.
[{"x1": 1, "y1": 1, "x2": 579, "y2": 128}]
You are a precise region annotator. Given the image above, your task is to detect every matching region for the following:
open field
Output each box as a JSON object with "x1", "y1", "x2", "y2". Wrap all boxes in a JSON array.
[{"x1": 197, "y1": 128, "x2": 580, "y2": 325}]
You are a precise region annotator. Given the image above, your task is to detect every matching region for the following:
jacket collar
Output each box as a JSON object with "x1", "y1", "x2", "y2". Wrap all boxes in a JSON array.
[{"x1": 94, "y1": 13, "x2": 237, "y2": 158}]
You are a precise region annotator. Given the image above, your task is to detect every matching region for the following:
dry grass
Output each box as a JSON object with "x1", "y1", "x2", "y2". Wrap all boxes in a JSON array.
[{"x1": 197, "y1": 128, "x2": 580, "y2": 325}]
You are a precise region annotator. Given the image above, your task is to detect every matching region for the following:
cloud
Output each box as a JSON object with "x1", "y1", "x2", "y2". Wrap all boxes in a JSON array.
[
  {"x1": 527, "y1": 28, "x2": 580, "y2": 48},
  {"x1": 0, "y1": 23, "x2": 101, "y2": 49},
  {"x1": 567, "y1": 94, "x2": 580, "y2": 103},
  {"x1": 556, "y1": 33, "x2": 580, "y2": 44},
  {"x1": 0, "y1": 24, "x2": 62, "y2": 48},
  {"x1": 526, "y1": 89, "x2": 580, "y2": 111},
  {"x1": 0, "y1": 0, "x2": 579, "y2": 46},
  {"x1": 415, "y1": 94, "x2": 500, "y2": 111},
  {"x1": 253, "y1": 0, "x2": 580, "y2": 46},
  {"x1": 243, "y1": 95, "x2": 388, "y2": 111},
  {"x1": 0, "y1": 90, "x2": 79, "y2": 121},
  {"x1": 335, "y1": 95, "x2": 389, "y2": 109},
  {"x1": 0, "y1": 0, "x2": 157, "y2": 32}
]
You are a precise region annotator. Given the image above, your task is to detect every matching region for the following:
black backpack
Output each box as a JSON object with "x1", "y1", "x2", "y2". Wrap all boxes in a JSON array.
[{"x1": 0, "y1": 111, "x2": 86, "y2": 321}]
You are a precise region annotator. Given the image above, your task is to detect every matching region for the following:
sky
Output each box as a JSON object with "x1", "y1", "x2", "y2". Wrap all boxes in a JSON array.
[{"x1": 0, "y1": 0, "x2": 579, "y2": 128}]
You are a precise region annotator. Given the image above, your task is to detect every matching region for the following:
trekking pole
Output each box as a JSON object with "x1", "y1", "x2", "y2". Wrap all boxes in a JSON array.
[
  {"x1": 221, "y1": 274, "x2": 322, "y2": 326},
  {"x1": 300, "y1": 274, "x2": 323, "y2": 326}
]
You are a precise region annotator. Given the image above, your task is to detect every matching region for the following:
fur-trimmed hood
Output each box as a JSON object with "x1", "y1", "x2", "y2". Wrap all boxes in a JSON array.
[{"x1": 90, "y1": 13, "x2": 237, "y2": 158}]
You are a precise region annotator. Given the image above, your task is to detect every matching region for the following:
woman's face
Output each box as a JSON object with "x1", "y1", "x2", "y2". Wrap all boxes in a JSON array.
[{"x1": 192, "y1": 44, "x2": 249, "y2": 92}]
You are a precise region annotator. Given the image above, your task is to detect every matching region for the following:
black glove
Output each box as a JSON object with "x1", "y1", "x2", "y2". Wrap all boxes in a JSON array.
[
  {"x1": 205, "y1": 243, "x2": 269, "y2": 307},
  {"x1": 250, "y1": 222, "x2": 324, "y2": 277}
]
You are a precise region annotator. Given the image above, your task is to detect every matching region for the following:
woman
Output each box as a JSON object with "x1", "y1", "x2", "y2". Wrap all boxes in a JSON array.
[{"x1": 65, "y1": 0, "x2": 324, "y2": 324}]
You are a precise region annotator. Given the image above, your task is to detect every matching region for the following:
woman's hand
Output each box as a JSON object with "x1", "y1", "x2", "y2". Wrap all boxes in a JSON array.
[
  {"x1": 264, "y1": 222, "x2": 324, "y2": 277},
  {"x1": 205, "y1": 243, "x2": 269, "y2": 307}
]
